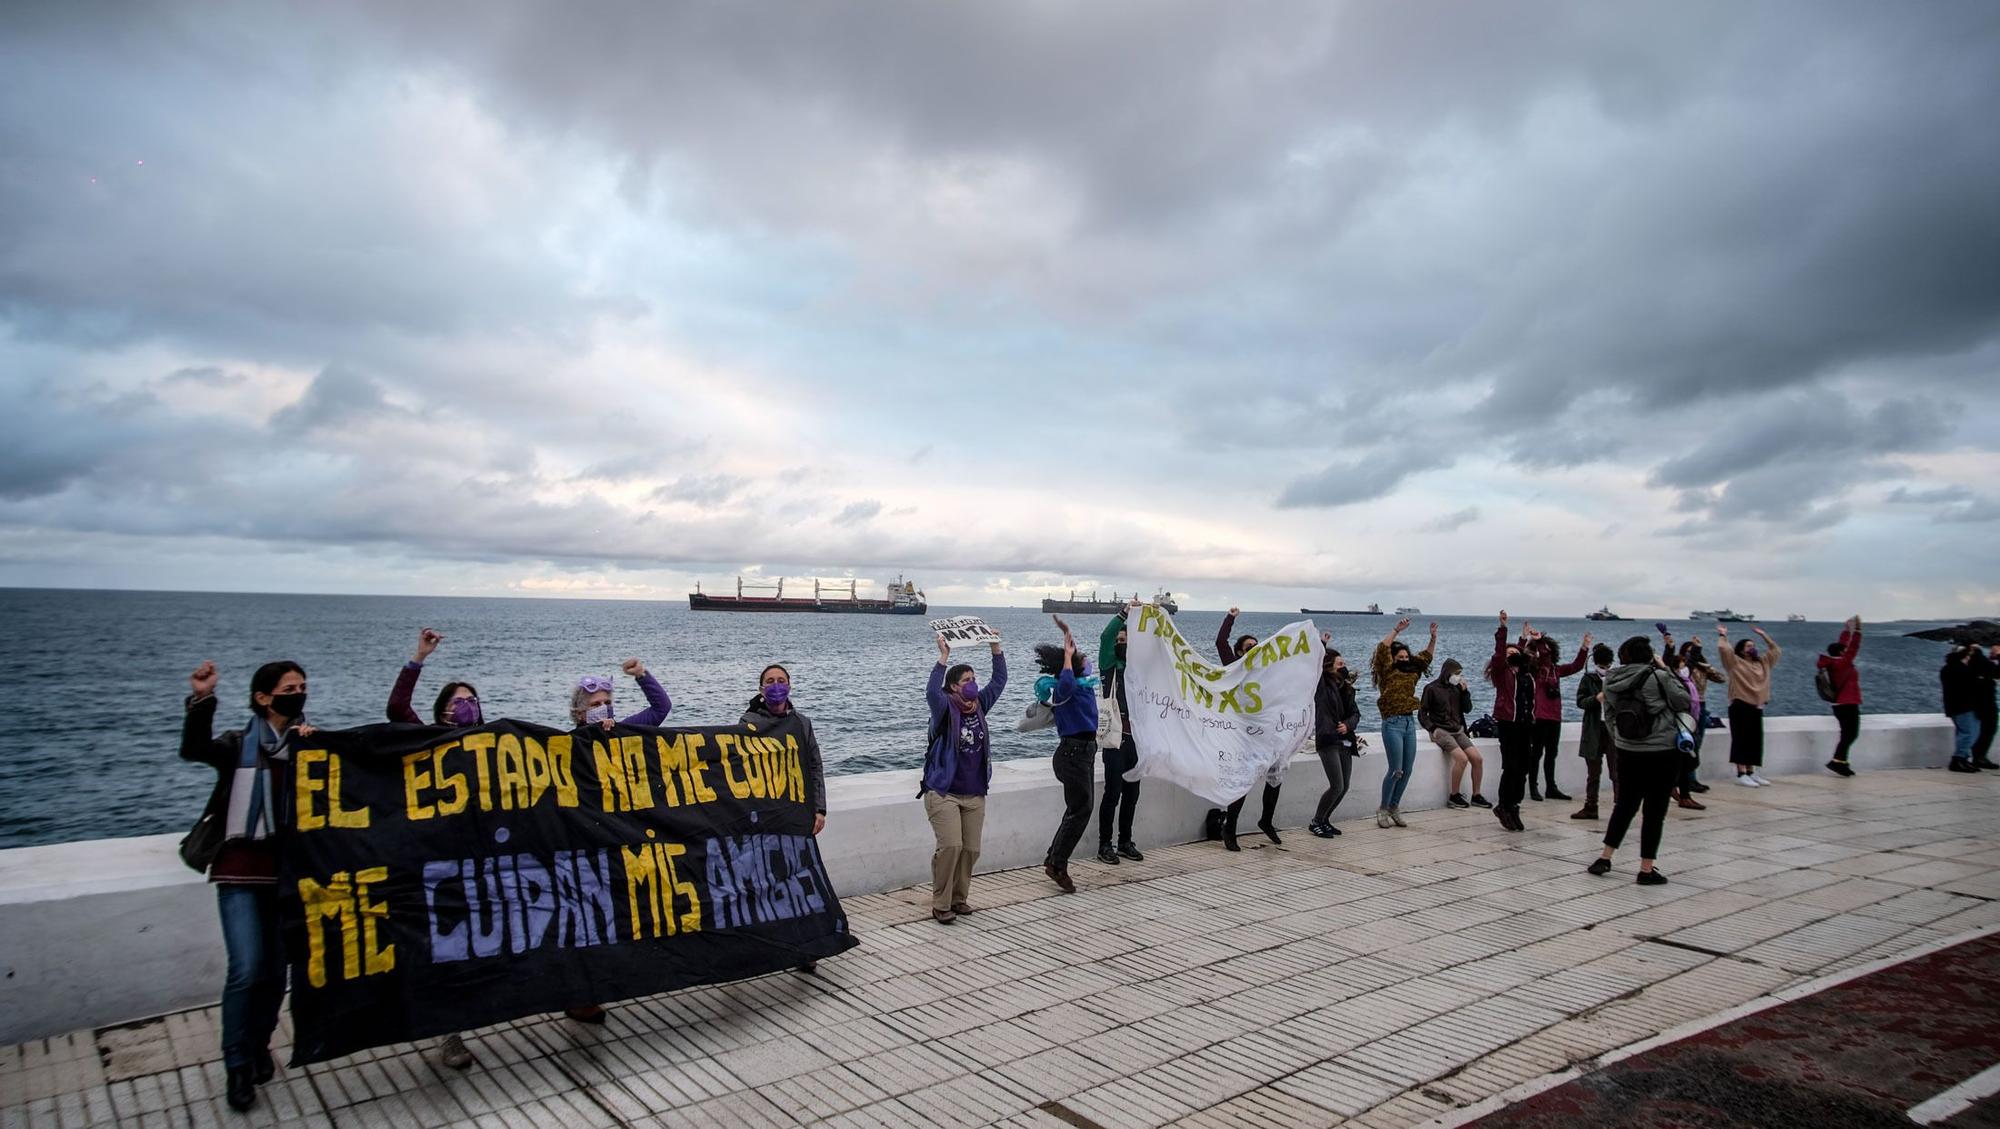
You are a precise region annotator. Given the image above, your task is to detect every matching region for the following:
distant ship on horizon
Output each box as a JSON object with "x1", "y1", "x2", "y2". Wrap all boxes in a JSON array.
[
  {"x1": 1691, "y1": 608, "x2": 1756, "y2": 622},
  {"x1": 1787, "y1": 613, "x2": 1807, "y2": 622},
  {"x1": 1042, "y1": 589, "x2": 1179, "y2": 615},
  {"x1": 690, "y1": 575, "x2": 927, "y2": 614},
  {"x1": 1302, "y1": 603, "x2": 1384, "y2": 616},
  {"x1": 1586, "y1": 606, "x2": 1628, "y2": 621}
]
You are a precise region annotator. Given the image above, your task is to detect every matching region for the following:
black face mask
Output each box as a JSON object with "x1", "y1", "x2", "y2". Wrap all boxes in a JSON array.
[
  {"x1": 1114, "y1": 643, "x2": 1127, "y2": 662},
  {"x1": 268, "y1": 692, "x2": 307, "y2": 720},
  {"x1": 1394, "y1": 657, "x2": 1425, "y2": 673},
  {"x1": 1508, "y1": 654, "x2": 1531, "y2": 669},
  {"x1": 1335, "y1": 668, "x2": 1355, "y2": 683}
]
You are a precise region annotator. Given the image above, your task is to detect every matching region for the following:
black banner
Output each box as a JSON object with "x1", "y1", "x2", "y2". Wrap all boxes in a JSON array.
[{"x1": 277, "y1": 715, "x2": 857, "y2": 1064}]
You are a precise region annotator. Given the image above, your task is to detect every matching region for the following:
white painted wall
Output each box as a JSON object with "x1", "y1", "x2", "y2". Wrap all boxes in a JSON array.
[{"x1": 0, "y1": 713, "x2": 1957, "y2": 1044}]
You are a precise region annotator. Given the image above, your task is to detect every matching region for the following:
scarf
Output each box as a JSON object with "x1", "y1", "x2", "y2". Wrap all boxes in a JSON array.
[{"x1": 224, "y1": 712, "x2": 291, "y2": 842}]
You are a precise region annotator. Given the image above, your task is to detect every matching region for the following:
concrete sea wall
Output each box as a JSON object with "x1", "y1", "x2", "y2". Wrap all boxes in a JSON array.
[{"x1": 0, "y1": 713, "x2": 1955, "y2": 1045}]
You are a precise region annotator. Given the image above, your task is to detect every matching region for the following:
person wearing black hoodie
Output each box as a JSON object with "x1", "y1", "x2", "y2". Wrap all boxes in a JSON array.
[
  {"x1": 1418, "y1": 659, "x2": 1488, "y2": 810},
  {"x1": 1094, "y1": 602, "x2": 1145, "y2": 865},
  {"x1": 742, "y1": 663, "x2": 830, "y2": 971},
  {"x1": 1308, "y1": 644, "x2": 1363, "y2": 838},
  {"x1": 1971, "y1": 645, "x2": 1999, "y2": 770},
  {"x1": 1206, "y1": 607, "x2": 1283, "y2": 850},
  {"x1": 1944, "y1": 646, "x2": 1983, "y2": 771},
  {"x1": 1587, "y1": 636, "x2": 1691, "y2": 885}
]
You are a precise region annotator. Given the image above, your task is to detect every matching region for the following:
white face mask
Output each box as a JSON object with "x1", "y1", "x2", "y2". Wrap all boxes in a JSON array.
[
  {"x1": 1451, "y1": 674, "x2": 1464, "y2": 686},
  {"x1": 583, "y1": 703, "x2": 614, "y2": 725}
]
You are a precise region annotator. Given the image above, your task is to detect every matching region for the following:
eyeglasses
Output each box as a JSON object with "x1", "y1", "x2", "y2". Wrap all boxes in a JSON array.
[{"x1": 576, "y1": 676, "x2": 614, "y2": 694}]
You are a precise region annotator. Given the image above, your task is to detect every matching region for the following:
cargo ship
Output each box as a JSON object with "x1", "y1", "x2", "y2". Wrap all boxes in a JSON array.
[
  {"x1": 689, "y1": 575, "x2": 927, "y2": 614},
  {"x1": 1041, "y1": 589, "x2": 1179, "y2": 615},
  {"x1": 1690, "y1": 608, "x2": 1755, "y2": 622},
  {"x1": 1586, "y1": 606, "x2": 1628, "y2": 621},
  {"x1": 1301, "y1": 603, "x2": 1383, "y2": 615}
]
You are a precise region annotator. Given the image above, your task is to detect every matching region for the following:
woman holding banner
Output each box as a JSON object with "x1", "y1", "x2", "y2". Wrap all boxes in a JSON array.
[
  {"x1": 743, "y1": 663, "x2": 830, "y2": 971},
  {"x1": 179, "y1": 658, "x2": 315, "y2": 1112},
  {"x1": 1095, "y1": 603, "x2": 1145, "y2": 865},
  {"x1": 1370, "y1": 619, "x2": 1436, "y2": 828},
  {"x1": 383, "y1": 628, "x2": 483, "y2": 1068},
  {"x1": 556, "y1": 656, "x2": 670, "y2": 1025},
  {"x1": 922, "y1": 632, "x2": 1008, "y2": 923},
  {"x1": 1208, "y1": 607, "x2": 1284, "y2": 850}
]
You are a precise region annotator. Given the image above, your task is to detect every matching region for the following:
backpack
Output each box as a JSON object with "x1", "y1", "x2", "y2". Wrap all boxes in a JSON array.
[
  {"x1": 1611, "y1": 675, "x2": 1662, "y2": 743},
  {"x1": 1814, "y1": 664, "x2": 1839, "y2": 703},
  {"x1": 1468, "y1": 714, "x2": 1498, "y2": 738}
]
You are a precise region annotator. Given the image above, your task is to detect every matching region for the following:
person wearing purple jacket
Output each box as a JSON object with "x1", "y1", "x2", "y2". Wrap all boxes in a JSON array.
[{"x1": 921, "y1": 632, "x2": 1007, "y2": 924}]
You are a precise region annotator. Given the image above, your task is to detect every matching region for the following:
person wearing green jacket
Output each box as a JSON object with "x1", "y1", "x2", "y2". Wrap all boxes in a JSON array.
[{"x1": 1094, "y1": 601, "x2": 1145, "y2": 864}]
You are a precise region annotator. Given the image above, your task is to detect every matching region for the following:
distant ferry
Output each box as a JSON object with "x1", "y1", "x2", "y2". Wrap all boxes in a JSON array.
[
  {"x1": 690, "y1": 575, "x2": 927, "y2": 614},
  {"x1": 1690, "y1": 608, "x2": 1756, "y2": 622},
  {"x1": 1302, "y1": 603, "x2": 1383, "y2": 616},
  {"x1": 1786, "y1": 613, "x2": 1807, "y2": 623},
  {"x1": 1586, "y1": 606, "x2": 1628, "y2": 621},
  {"x1": 1042, "y1": 589, "x2": 1179, "y2": 615},
  {"x1": 1395, "y1": 606, "x2": 1422, "y2": 615}
]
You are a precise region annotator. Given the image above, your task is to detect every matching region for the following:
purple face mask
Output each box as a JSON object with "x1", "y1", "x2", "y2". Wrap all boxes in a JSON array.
[
  {"x1": 1743, "y1": 646, "x2": 1759, "y2": 661},
  {"x1": 762, "y1": 682, "x2": 790, "y2": 707},
  {"x1": 957, "y1": 678, "x2": 979, "y2": 700},
  {"x1": 447, "y1": 696, "x2": 482, "y2": 726}
]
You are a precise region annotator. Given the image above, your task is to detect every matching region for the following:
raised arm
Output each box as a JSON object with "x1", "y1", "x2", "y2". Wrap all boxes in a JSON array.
[
  {"x1": 1383, "y1": 616, "x2": 1412, "y2": 649},
  {"x1": 1216, "y1": 608, "x2": 1238, "y2": 664},
  {"x1": 1555, "y1": 634, "x2": 1593, "y2": 677},
  {"x1": 1839, "y1": 616, "x2": 1861, "y2": 663},
  {"x1": 387, "y1": 627, "x2": 440, "y2": 724},
  {"x1": 619, "y1": 659, "x2": 673, "y2": 726},
  {"x1": 1753, "y1": 626, "x2": 1781, "y2": 668},
  {"x1": 978, "y1": 648, "x2": 1008, "y2": 710},
  {"x1": 927, "y1": 645, "x2": 950, "y2": 717},
  {"x1": 180, "y1": 661, "x2": 232, "y2": 770},
  {"x1": 1100, "y1": 605, "x2": 1128, "y2": 673}
]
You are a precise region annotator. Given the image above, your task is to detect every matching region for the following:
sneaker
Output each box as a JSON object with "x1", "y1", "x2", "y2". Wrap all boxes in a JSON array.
[
  {"x1": 932, "y1": 908, "x2": 958, "y2": 924},
  {"x1": 1636, "y1": 869, "x2": 1669, "y2": 886},
  {"x1": 438, "y1": 1033, "x2": 474, "y2": 1070},
  {"x1": 1307, "y1": 821, "x2": 1339, "y2": 839},
  {"x1": 1977, "y1": 758, "x2": 2000, "y2": 770},
  {"x1": 950, "y1": 902, "x2": 975, "y2": 916},
  {"x1": 1504, "y1": 807, "x2": 1526, "y2": 832},
  {"x1": 1736, "y1": 775, "x2": 1761, "y2": 787},
  {"x1": 1950, "y1": 759, "x2": 1980, "y2": 774},
  {"x1": 1826, "y1": 760, "x2": 1854, "y2": 777},
  {"x1": 1447, "y1": 792, "x2": 1470, "y2": 809},
  {"x1": 1587, "y1": 858, "x2": 1612, "y2": 876},
  {"x1": 1388, "y1": 808, "x2": 1407, "y2": 828},
  {"x1": 1117, "y1": 841, "x2": 1144, "y2": 861},
  {"x1": 1377, "y1": 808, "x2": 1392, "y2": 828},
  {"x1": 1545, "y1": 787, "x2": 1572, "y2": 802},
  {"x1": 1096, "y1": 846, "x2": 1120, "y2": 866},
  {"x1": 1749, "y1": 773, "x2": 1772, "y2": 786},
  {"x1": 1470, "y1": 794, "x2": 1493, "y2": 808},
  {"x1": 1258, "y1": 820, "x2": 1283, "y2": 845}
]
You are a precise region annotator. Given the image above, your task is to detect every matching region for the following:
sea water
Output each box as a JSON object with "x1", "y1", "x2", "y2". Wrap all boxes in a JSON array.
[{"x1": 0, "y1": 588, "x2": 1966, "y2": 848}]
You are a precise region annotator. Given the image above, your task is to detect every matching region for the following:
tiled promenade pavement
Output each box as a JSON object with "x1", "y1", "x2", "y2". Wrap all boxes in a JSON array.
[{"x1": 8, "y1": 768, "x2": 2000, "y2": 1128}]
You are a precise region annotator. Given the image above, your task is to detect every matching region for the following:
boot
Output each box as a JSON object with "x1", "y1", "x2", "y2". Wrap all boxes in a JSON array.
[
  {"x1": 226, "y1": 1066, "x2": 256, "y2": 1111},
  {"x1": 1096, "y1": 843, "x2": 1120, "y2": 865},
  {"x1": 1544, "y1": 768, "x2": 1570, "y2": 802},
  {"x1": 1204, "y1": 809, "x2": 1223, "y2": 841},
  {"x1": 1528, "y1": 780, "x2": 1542, "y2": 802},
  {"x1": 1570, "y1": 804, "x2": 1598, "y2": 820}
]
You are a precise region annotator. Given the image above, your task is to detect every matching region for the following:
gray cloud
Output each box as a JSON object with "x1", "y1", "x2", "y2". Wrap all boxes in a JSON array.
[
  {"x1": 649, "y1": 475, "x2": 749, "y2": 508},
  {"x1": 1274, "y1": 457, "x2": 1427, "y2": 510},
  {"x1": 834, "y1": 500, "x2": 884, "y2": 526},
  {"x1": 1419, "y1": 506, "x2": 1480, "y2": 534}
]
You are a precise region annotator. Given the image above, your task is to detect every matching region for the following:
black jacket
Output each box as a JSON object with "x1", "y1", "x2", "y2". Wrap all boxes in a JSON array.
[
  {"x1": 1315, "y1": 673, "x2": 1361, "y2": 747},
  {"x1": 1943, "y1": 659, "x2": 1981, "y2": 718},
  {"x1": 1417, "y1": 678, "x2": 1472, "y2": 734},
  {"x1": 741, "y1": 698, "x2": 829, "y2": 814}
]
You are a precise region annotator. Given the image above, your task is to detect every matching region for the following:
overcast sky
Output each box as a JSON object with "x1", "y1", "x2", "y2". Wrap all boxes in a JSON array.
[{"x1": 3, "y1": 1, "x2": 1997, "y2": 617}]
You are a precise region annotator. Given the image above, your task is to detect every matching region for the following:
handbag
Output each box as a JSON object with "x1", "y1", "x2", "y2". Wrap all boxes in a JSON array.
[
  {"x1": 1096, "y1": 673, "x2": 1124, "y2": 749},
  {"x1": 178, "y1": 802, "x2": 223, "y2": 874},
  {"x1": 1017, "y1": 700, "x2": 1055, "y2": 732}
]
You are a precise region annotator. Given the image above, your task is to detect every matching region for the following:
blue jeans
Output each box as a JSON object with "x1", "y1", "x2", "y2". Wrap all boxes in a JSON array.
[
  {"x1": 1380, "y1": 714, "x2": 1418, "y2": 808},
  {"x1": 1954, "y1": 712, "x2": 1980, "y2": 761},
  {"x1": 217, "y1": 884, "x2": 286, "y2": 1070}
]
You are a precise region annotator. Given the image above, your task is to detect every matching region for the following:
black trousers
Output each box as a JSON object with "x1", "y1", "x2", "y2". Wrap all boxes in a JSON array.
[
  {"x1": 1975, "y1": 706, "x2": 1997, "y2": 761},
  {"x1": 1097, "y1": 737, "x2": 1143, "y2": 847},
  {"x1": 1313, "y1": 740, "x2": 1353, "y2": 824},
  {"x1": 1496, "y1": 719, "x2": 1536, "y2": 808},
  {"x1": 1226, "y1": 782, "x2": 1281, "y2": 834},
  {"x1": 1532, "y1": 718, "x2": 1562, "y2": 789},
  {"x1": 1831, "y1": 704, "x2": 1861, "y2": 762},
  {"x1": 1729, "y1": 701, "x2": 1764, "y2": 767},
  {"x1": 1603, "y1": 748, "x2": 1678, "y2": 859},
  {"x1": 1046, "y1": 735, "x2": 1096, "y2": 867}
]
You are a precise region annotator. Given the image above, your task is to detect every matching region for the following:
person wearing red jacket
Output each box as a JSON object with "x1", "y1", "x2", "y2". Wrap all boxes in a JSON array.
[
  {"x1": 1483, "y1": 612, "x2": 1535, "y2": 831},
  {"x1": 1523, "y1": 629, "x2": 1593, "y2": 802},
  {"x1": 1818, "y1": 616, "x2": 1863, "y2": 776}
]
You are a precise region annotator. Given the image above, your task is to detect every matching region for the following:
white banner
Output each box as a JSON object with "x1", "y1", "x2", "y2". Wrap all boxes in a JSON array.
[
  {"x1": 928, "y1": 615, "x2": 1001, "y2": 646},
  {"x1": 1123, "y1": 605, "x2": 1323, "y2": 805}
]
